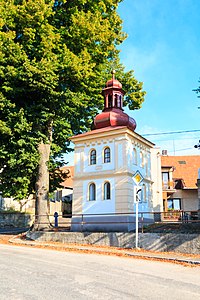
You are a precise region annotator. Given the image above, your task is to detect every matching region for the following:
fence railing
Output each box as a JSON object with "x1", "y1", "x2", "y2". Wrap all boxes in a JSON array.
[
  {"x1": 34, "y1": 210, "x2": 200, "y2": 231},
  {"x1": 1, "y1": 210, "x2": 199, "y2": 231}
]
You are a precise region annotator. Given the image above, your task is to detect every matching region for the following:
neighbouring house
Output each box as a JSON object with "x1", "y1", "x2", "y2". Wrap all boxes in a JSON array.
[
  {"x1": 70, "y1": 72, "x2": 163, "y2": 232},
  {"x1": 0, "y1": 166, "x2": 74, "y2": 218},
  {"x1": 0, "y1": 193, "x2": 35, "y2": 213},
  {"x1": 49, "y1": 166, "x2": 74, "y2": 217},
  {"x1": 161, "y1": 153, "x2": 200, "y2": 219}
]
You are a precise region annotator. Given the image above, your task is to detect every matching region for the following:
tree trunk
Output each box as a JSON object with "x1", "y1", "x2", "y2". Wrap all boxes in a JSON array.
[{"x1": 34, "y1": 142, "x2": 51, "y2": 230}]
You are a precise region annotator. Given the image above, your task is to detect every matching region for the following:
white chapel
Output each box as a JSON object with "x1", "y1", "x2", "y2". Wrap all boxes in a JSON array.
[{"x1": 71, "y1": 72, "x2": 162, "y2": 231}]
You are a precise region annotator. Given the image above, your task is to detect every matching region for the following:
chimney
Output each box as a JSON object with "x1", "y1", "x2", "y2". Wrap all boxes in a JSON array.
[{"x1": 162, "y1": 150, "x2": 168, "y2": 156}]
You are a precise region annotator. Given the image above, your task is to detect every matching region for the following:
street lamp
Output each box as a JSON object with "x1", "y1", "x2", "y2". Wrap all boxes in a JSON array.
[{"x1": 194, "y1": 140, "x2": 200, "y2": 149}]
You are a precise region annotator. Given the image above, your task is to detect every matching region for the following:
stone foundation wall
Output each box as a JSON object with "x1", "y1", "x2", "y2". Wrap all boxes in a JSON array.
[
  {"x1": 26, "y1": 231, "x2": 200, "y2": 254},
  {"x1": 0, "y1": 212, "x2": 34, "y2": 228},
  {"x1": 71, "y1": 215, "x2": 154, "y2": 232}
]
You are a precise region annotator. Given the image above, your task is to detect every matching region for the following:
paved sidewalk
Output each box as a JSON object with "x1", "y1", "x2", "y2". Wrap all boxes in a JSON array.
[{"x1": 9, "y1": 235, "x2": 200, "y2": 266}]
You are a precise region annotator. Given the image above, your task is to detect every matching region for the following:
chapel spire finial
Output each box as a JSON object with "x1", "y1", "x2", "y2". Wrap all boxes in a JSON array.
[{"x1": 112, "y1": 69, "x2": 116, "y2": 80}]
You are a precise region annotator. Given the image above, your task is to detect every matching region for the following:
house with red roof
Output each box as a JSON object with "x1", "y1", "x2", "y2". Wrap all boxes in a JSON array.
[
  {"x1": 161, "y1": 154, "x2": 200, "y2": 219},
  {"x1": 49, "y1": 166, "x2": 74, "y2": 217}
]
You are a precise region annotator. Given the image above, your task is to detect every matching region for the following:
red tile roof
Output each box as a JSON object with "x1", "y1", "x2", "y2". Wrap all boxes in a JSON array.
[
  {"x1": 70, "y1": 126, "x2": 154, "y2": 146},
  {"x1": 60, "y1": 166, "x2": 74, "y2": 188},
  {"x1": 71, "y1": 126, "x2": 127, "y2": 138},
  {"x1": 161, "y1": 155, "x2": 200, "y2": 188}
]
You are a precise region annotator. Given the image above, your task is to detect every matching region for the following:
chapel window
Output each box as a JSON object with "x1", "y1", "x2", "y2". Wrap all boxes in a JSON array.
[
  {"x1": 89, "y1": 183, "x2": 96, "y2": 201},
  {"x1": 104, "y1": 147, "x2": 111, "y2": 163},
  {"x1": 104, "y1": 182, "x2": 111, "y2": 200},
  {"x1": 108, "y1": 94, "x2": 112, "y2": 108},
  {"x1": 90, "y1": 149, "x2": 96, "y2": 165},
  {"x1": 133, "y1": 148, "x2": 137, "y2": 165}
]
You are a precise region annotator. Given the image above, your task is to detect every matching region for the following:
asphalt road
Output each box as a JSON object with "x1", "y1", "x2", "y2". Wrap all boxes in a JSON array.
[{"x1": 1, "y1": 244, "x2": 200, "y2": 300}]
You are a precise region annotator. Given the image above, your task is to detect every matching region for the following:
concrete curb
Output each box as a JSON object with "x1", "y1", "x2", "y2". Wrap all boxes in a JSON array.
[
  {"x1": 123, "y1": 252, "x2": 200, "y2": 265},
  {"x1": 9, "y1": 236, "x2": 200, "y2": 266}
]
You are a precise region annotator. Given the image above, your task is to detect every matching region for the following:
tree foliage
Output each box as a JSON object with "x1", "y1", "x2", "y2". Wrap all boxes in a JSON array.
[{"x1": 0, "y1": 0, "x2": 145, "y2": 203}]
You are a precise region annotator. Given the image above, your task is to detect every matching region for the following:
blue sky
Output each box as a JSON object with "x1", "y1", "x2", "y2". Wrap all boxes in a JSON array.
[{"x1": 118, "y1": 0, "x2": 200, "y2": 155}]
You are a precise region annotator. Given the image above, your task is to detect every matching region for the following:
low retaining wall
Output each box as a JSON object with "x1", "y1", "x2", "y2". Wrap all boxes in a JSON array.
[
  {"x1": 71, "y1": 215, "x2": 153, "y2": 232},
  {"x1": 0, "y1": 212, "x2": 33, "y2": 228},
  {"x1": 26, "y1": 231, "x2": 200, "y2": 255}
]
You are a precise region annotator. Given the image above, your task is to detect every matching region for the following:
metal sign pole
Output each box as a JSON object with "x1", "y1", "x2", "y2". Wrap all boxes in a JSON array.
[
  {"x1": 134, "y1": 185, "x2": 141, "y2": 249},
  {"x1": 135, "y1": 198, "x2": 139, "y2": 248},
  {"x1": 132, "y1": 170, "x2": 143, "y2": 250}
]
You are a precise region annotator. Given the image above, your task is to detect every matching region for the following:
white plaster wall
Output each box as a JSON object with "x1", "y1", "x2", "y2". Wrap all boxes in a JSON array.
[
  {"x1": 83, "y1": 141, "x2": 115, "y2": 173},
  {"x1": 146, "y1": 153, "x2": 151, "y2": 179},
  {"x1": 125, "y1": 138, "x2": 153, "y2": 214},
  {"x1": 74, "y1": 149, "x2": 81, "y2": 173},
  {"x1": 117, "y1": 142, "x2": 124, "y2": 169},
  {"x1": 126, "y1": 138, "x2": 150, "y2": 179},
  {"x1": 127, "y1": 180, "x2": 150, "y2": 212},
  {"x1": 150, "y1": 148, "x2": 163, "y2": 212},
  {"x1": 137, "y1": 183, "x2": 151, "y2": 213},
  {"x1": 82, "y1": 178, "x2": 115, "y2": 214}
]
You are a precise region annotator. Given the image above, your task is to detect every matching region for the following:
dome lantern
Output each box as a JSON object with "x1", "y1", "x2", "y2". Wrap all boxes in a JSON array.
[
  {"x1": 102, "y1": 70, "x2": 125, "y2": 110},
  {"x1": 93, "y1": 71, "x2": 137, "y2": 132}
]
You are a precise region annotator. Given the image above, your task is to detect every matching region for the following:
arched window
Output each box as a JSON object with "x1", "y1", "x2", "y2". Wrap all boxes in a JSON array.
[
  {"x1": 104, "y1": 96, "x2": 106, "y2": 108},
  {"x1": 108, "y1": 94, "x2": 112, "y2": 108},
  {"x1": 140, "y1": 151, "x2": 145, "y2": 167},
  {"x1": 90, "y1": 149, "x2": 96, "y2": 165},
  {"x1": 104, "y1": 182, "x2": 111, "y2": 200},
  {"x1": 114, "y1": 94, "x2": 118, "y2": 107},
  {"x1": 104, "y1": 147, "x2": 111, "y2": 163},
  {"x1": 89, "y1": 183, "x2": 96, "y2": 201},
  {"x1": 118, "y1": 95, "x2": 122, "y2": 108},
  {"x1": 142, "y1": 184, "x2": 147, "y2": 202},
  {"x1": 146, "y1": 156, "x2": 150, "y2": 177},
  {"x1": 133, "y1": 148, "x2": 137, "y2": 165}
]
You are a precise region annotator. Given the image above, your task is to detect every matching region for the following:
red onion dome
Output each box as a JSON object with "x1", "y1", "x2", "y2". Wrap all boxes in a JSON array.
[{"x1": 93, "y1": 108, "x2": 136, "y2": 131}]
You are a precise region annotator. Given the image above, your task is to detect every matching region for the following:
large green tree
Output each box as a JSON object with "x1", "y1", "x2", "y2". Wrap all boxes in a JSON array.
[{"x1": 0, "y1": 0, "x2": 145, "y2": 229}]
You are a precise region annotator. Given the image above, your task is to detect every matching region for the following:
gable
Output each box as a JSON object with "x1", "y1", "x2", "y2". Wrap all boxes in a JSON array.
[
  {"x1": 60, "y1": 166, "x2": 74, "y2": 188},
  {"x1": 161, "y1": 155, "x2": 200, "y2": 188}
]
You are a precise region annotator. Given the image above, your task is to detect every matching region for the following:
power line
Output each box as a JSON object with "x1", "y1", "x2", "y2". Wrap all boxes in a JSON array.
[
  {"x1": 168, "y1": 147, "x2": 194, "y2": 152},
  {"x1": 142, "y1": 129, "x2": 200, "y2": 136},
  {"x1": 152, "y1": 136, "x2": 200, "y2": 142}
]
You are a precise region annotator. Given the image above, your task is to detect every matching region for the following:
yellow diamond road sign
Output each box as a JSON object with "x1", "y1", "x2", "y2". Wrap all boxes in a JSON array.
[{"x1": 133, "y1": 170, "x2": 144, "y2": 185}]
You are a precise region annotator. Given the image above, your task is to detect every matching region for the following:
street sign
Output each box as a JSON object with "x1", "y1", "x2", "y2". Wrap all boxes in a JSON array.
[
  {"x1": 134, "y1": 186, "x2": 142, "y2": 203},
  {"x1": 132, "y1": 170, "x2": 144, "y2": 185}
]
